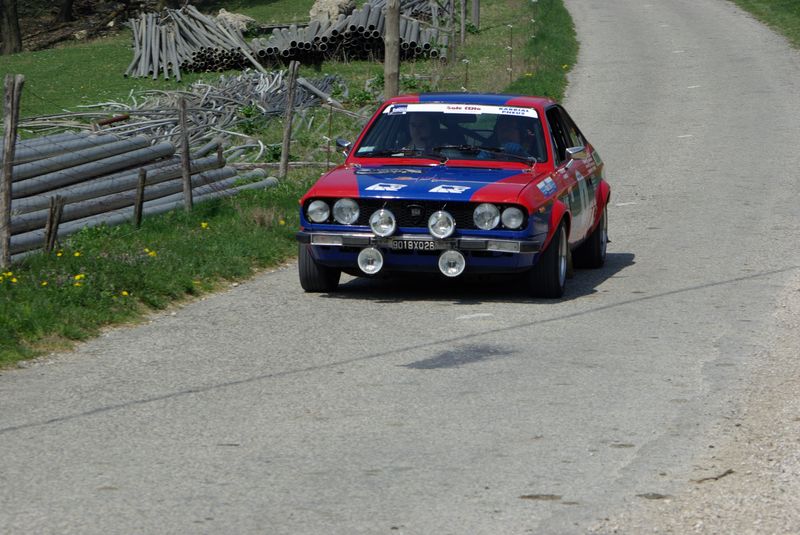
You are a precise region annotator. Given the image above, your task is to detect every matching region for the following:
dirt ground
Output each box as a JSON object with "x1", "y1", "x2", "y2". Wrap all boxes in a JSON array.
[{"x1": 589, "y1": 274, "x2": 800, "y2": 534}]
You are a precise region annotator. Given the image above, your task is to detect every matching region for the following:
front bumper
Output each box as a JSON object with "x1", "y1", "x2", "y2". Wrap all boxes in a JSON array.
[{"x1": 296, "y1": 231, "x2": 543, "y2": 273}]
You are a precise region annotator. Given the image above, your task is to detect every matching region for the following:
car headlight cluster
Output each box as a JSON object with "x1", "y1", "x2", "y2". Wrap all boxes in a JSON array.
[
  {"x1": 307, "y1": 198, "x2": 361, "y2": 225},
  {"x1": 473, "y1": 204, "x2": 525, "y2": 230},
  {"x1": 307, "y1": 199, "x2": 526, "y2": 236}
]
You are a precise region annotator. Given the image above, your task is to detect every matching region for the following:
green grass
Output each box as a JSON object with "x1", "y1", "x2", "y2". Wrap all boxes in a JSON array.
[
  {"x1": 0, "y1": 0, "x2": 577, "y2": 366},
  {"x1": 0, "y1": 177, "x2": 314, "y2": 365},
  {"x1": 0, "y1": 32, "x2": 211, "y2": 120},
  {"x1": 729, "y1": 0, "x2": 800, "y2": 48}
]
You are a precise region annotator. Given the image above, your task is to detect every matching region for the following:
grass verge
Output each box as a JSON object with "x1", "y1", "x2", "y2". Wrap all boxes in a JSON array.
[
  {"x1": 729, "y1": 0, "x2": 800, "y2": 48},
  {"x1": 0, "y1": 176, "x2": 314, "y2": 366},
  {"x1": 0, "y1": 0, "x2": 576, "y2": 366}
]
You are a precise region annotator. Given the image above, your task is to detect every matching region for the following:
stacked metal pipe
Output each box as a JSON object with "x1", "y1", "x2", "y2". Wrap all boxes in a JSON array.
[
  {"x1": 125, "y1": 5, "x2": 261, "y2": 80},
  {"x1": 6, "y1": 131, "x2": 274, "y2": 256},
  {"x1": 249, "y1": 0, "x2": 449, "y2": 64},
  {"x1": 126, "y1": 1, "x2": 449, "y2": 77}
]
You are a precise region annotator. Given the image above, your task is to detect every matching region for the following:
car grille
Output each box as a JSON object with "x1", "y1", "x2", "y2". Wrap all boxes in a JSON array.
[{"x1": 356, "y1": 199, "x2": 475, "y2": 228}]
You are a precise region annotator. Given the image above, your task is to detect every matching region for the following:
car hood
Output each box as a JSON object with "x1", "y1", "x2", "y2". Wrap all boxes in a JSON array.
[{"x1": 305, "y1": 164, "x2": 542, "y2": 204}]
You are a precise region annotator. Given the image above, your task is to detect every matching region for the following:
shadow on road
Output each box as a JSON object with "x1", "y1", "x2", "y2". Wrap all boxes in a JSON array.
[{"x1": 320, "y1": 252, "x2": 636, "y2": 303}]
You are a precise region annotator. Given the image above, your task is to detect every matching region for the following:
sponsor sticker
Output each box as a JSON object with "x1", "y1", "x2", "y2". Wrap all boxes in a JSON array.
[
  {"x1": 366, "y1": 183, "x2": 407, "y2": 191},
  {"x1": 429, "y1": 185, "x2": 471, "y2": 193},
  {"x1": 575, "y1": 171, "x2": 584, "y2": 182},
  {"x1": 537, "y1": 178, "x2": 557, "y2": 197},
  {"x1": 355, "y1": 167, "x2": 423, "y2": 175},
  {"x1": 382, "y1": 103, "x2": 538, "y2": 118}
]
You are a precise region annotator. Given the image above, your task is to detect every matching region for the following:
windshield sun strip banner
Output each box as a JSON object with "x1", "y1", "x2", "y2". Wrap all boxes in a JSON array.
[{"x1": 384, "y1": 103, "x2": 538, "y2": 118}]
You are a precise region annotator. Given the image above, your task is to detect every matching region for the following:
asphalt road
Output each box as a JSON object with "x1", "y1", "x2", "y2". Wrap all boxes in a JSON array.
[{"x1": 2, "y1": 1, "x2": 799, "y2": 533}]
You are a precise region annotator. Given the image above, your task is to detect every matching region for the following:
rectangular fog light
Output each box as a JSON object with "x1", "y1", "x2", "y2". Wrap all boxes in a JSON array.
[
  {"x1": 311, "y1": 234, "x2": 344, "y2": 246},
  {"x1": 486, "y1": 240, "x2": 520, "y2": 253}
]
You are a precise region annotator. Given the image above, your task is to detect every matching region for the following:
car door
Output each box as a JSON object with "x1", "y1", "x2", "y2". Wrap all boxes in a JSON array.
[{"x1": 545, "y1": 106, "x2": 596, "y2": 243}]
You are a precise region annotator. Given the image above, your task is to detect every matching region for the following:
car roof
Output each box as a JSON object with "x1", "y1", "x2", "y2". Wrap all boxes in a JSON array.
[{"x1": 383, "y1": 93, "x2": 556, "y2": 109}]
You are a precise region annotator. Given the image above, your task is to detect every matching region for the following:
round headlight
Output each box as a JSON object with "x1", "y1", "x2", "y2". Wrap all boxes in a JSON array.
[
  {"x1": 307, "y1": 200, "x2": 330, "y2": 223},
  {"x1": 501, "y1": 207, "x2": 525, "y2": 229},
  {"x1": 369, "y1": 209, "x2": 396, "y2": 237},
  {"x1": 333, "y1": 198, "x2": 360, "y2": 225},
  {"x1": 473, "y1": 203, "x2": 500, "y2": 230},
  {"x1": 428, "y1": 210, "x2": 456, "y2": 239}
]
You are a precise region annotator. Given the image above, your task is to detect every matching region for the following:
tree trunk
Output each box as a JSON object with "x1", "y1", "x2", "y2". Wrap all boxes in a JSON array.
[
  {"x1": 383, "y1": 0, "x2": 400, "y2": 99},
  {"x1": 0, "y1": 0, "x2": 22, "y2": 55},
  {"x1": 57, "y1": 0, "x2": 74, "y2": 23}
]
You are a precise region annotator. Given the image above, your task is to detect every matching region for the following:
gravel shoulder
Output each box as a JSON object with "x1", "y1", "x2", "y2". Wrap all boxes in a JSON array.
[{"x1": 590, "y1": 274, "x2": 800, "y2": 533}]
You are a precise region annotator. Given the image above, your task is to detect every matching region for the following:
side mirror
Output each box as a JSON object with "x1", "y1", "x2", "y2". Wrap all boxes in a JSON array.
[
  {"x1": 566, "y1": 146, "x2": 587, "y2": 162},
  {"x1": 336, "y1": 138, "x2": 352, "y2": 156}
]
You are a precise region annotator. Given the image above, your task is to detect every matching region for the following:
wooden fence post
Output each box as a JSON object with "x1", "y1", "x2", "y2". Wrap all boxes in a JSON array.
[
  {"x1": 178, "y1": 96, "x2": 193, "y2": 211},
  {"x1": 384, "y1": 0, "x2": 400, "y2": 99},
  {"x1": 43, "y1": 195, "x2": 64, "y2": 253},
  {"x1": 279, "y1": 60, "x2": 300, "y2": 180},
  {"x1": 133, "y1": 168, "x2": 147, "y2": 228},
  {"x1": 1, "y1": 74, "x2": 24, "y2": 269},
  {"x1": 460, "y1": 0, "x2": 465, "y2": 46}
]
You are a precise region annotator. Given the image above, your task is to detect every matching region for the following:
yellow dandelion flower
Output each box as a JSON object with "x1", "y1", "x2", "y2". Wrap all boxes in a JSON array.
[
  {"x1": 56, "y1": 251, "x2": 63, "y2": 257},
  {"x1": 73, "y1": 282, "x2": 82, "y2": 287},
  {"x1": 73, "y1": 274, "x2": 85, "y2": 280},
  {"x1": 562, "y1": 64, "x2": 569, "y2": 69},
  {"x1": 200, "y1": 222, "x2": 209, "y2": 229},
  {"x1": 279, "y1": 219, "x2": 286, "y2": 226},
  {"x1": 121, "y1": 290, "x2": 129, "y2": 297},
  {"x1": 11, "y1": 277, "x2": 17, "y2": 283},
  {"x1": 144, "y1": 248, "x2": 150, "y2": 253},
  {"x1": 3, "y1": 271, "x2": 11, "y2": 276},
  {"x1": 73, "y1": 251, "x2": 81, "y2": 257},
  {"x1": 148, "y1": 250, "x2": 157, "y2": 257},
  {"x1": 41, "y1": 281, "x2": 48, "y2": 286}
]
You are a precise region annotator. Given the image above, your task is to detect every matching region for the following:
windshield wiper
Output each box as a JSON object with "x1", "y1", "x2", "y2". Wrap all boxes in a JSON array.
[
  {"x1": 435, "y1": 144, "x2": 537, "y2": 164},
  {"x1": 360, "y1": 148, "x2": 447, "y2": 162}
]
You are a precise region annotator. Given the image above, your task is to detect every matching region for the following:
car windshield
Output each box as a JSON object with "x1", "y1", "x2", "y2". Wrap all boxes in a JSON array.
[{"x1": 354, "y1": 103, "x2": 547, "y2": 164}]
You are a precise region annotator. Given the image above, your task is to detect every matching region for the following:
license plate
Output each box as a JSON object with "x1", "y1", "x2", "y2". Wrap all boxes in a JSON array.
[{"x1": 390, "y1": 239, "x2": 439, "y2": 251}]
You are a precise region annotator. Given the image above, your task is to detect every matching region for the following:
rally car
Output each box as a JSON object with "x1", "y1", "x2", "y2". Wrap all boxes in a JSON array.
[{"x1": 296, "y1": 93, "x2": 610, "y2": 298}]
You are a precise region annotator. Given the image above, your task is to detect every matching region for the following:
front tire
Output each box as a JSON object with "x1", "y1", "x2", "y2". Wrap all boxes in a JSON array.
[
  {"x1": 573, "y1": 207, "x2": 608, "y2": 268},
  {"x1": 298, "y1": 244, "x2": 341, "y2": 292},
  {"x1": 528, "y1": 222, "x2": 567, "y2": 298}
]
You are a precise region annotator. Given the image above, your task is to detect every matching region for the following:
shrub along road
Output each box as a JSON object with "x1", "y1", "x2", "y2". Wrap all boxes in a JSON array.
[{"x1": 1, "y1": 0, "x2": 799, "y2": 532}]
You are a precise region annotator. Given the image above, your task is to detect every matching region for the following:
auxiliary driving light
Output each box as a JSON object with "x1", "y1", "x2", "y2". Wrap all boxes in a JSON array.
[
  {"x1": 428, "y1": 210, "x2": 456, "y2": 239},
  {"x1": 438, "y1": 250, "x2": 466, "y2": 277},
  {"x1": 357, "y1": 247, "x2": 384, "y2": 275},
  {"x1": 369, "y1": 209, "x2": 397, "y2": 237}
]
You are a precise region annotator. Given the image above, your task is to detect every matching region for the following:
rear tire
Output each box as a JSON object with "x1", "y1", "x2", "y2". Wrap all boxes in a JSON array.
[
  {"x1": 528, "y1": 222, "x2": 567, "y2": 298},
  {"x1": 573, "y1": 207, "x2": 608, "y2": 268},
  {"x1": 298, "y1": 244, "x2": 341, "y2": 292}
]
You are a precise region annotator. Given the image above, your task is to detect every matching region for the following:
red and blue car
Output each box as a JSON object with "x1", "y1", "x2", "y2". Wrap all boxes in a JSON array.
[{"x1": 296, "y1": 93, "x2": 610, "y2": 297}]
